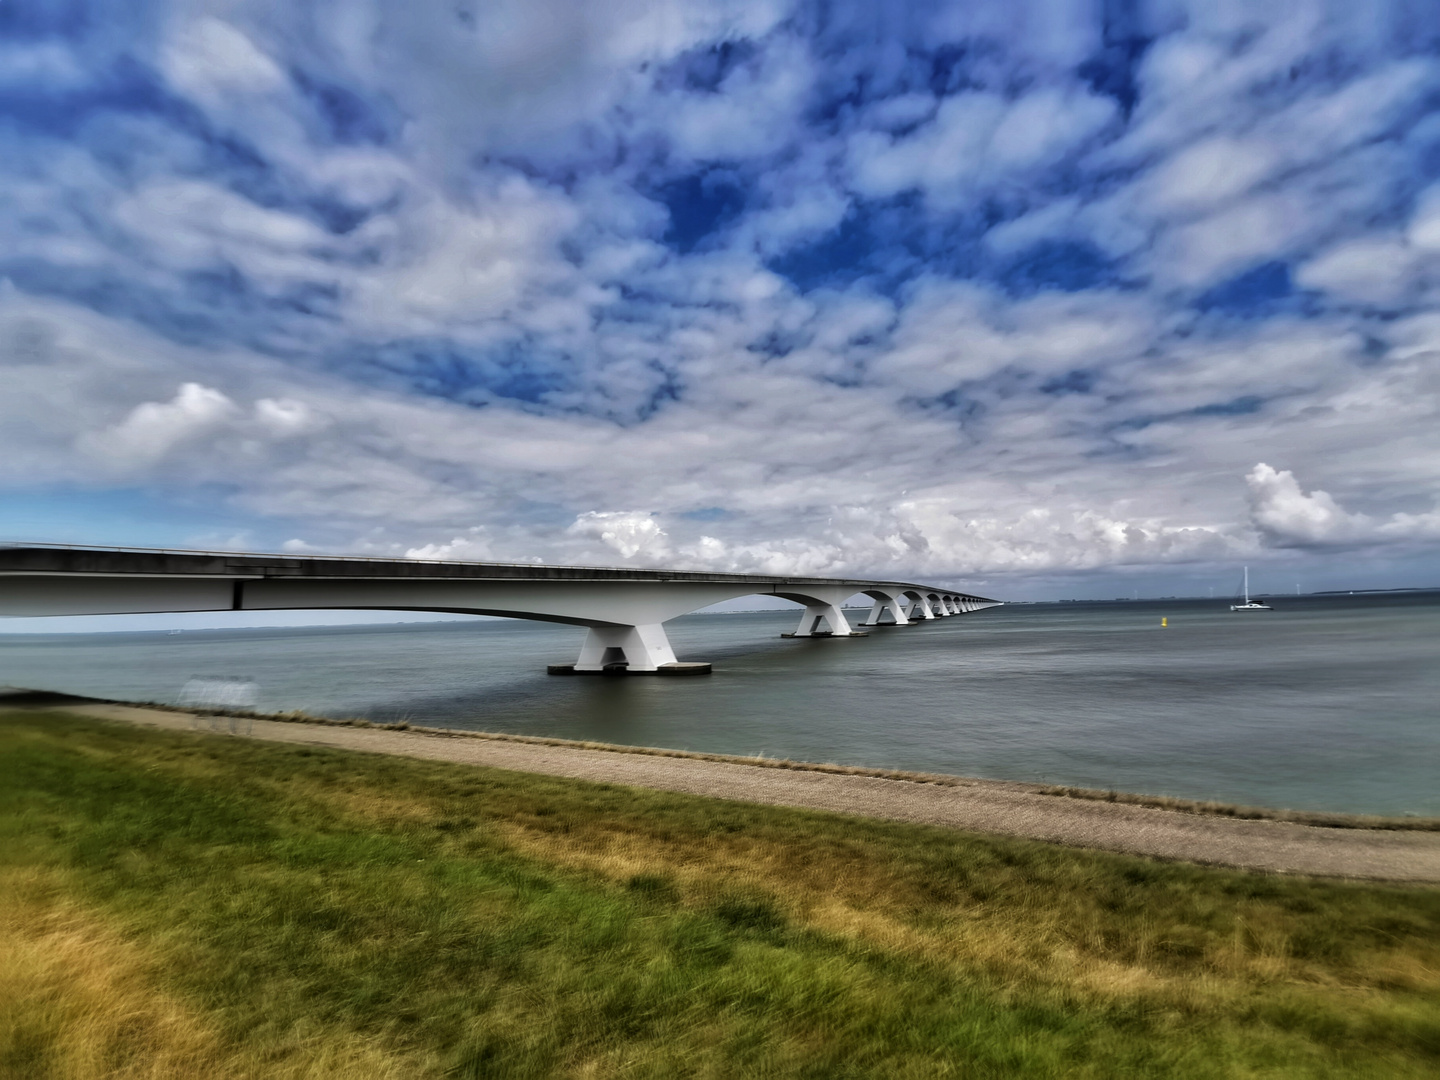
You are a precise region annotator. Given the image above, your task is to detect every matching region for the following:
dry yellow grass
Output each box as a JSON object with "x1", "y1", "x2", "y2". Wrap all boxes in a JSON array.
[
  {"x1": 0, "y1": 867, "x2": 233, "y2": 1080},
  {"x1": 0, "y1": 867, "x2": 421, "y2": 1080}
]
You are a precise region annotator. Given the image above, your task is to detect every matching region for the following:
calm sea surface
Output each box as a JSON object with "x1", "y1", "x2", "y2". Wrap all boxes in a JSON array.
[{"x1": 3, "y1": 594, "x2": 1437, "y2": 816}]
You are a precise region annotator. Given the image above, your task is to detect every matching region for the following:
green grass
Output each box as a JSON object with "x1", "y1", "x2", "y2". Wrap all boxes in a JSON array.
[{"x1": 1, "y1": 711, "x2": 1437, "y2": 1078}]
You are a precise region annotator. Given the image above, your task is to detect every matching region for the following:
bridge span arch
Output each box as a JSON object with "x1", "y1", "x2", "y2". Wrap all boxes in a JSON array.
[{"x1": 0, "y1": 546, "x2": 1002, "y2": 675}]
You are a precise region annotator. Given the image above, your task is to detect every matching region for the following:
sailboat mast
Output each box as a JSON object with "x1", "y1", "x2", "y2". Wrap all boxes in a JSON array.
[{"x1": 1243, "y1": 566, "x2": 1250, "y2": 604}]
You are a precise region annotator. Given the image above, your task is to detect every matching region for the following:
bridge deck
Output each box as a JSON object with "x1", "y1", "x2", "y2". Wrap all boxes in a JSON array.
[
  {"x1": 1, "y1": 544, "x2": 1001, "y2": 674},
  {"x1": 0, "y1": 544, "x2": 952, "y2": 593}
]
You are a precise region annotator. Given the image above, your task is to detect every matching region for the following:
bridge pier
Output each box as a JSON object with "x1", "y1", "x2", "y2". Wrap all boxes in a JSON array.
[
  {"x1": 576, "y1": 623, "x2": 676, "y2": 672},
  {"x1": 548, "y1": 622, "x2": 711, "y2": 675},
  {"x1": 861, "y1": 590, "x2": 910, "y2": 627},
  {"x1": 782, "y1": 601, "x2": 867, "y2": 638},
  {"x1": 906, "y1": 594, "x2": 935, "y2": 620}
]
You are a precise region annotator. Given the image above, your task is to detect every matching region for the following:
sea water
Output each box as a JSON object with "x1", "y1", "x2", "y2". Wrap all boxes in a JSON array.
[{"x1": 3, "y1": 593, "x2": 1437, "y2": 816}]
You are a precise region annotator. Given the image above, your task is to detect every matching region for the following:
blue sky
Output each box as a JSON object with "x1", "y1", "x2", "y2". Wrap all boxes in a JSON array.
[{"x1": 3, "y1": 0, "x2": 1440, "y2": 602}]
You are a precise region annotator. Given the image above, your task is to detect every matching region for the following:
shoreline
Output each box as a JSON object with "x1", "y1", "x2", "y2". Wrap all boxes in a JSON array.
[
  {"x1": 5, "y1": 688, "x2": 1440, "y2": 881},
  {"x1": 3, "y1": 687, "x2": 1434, "y2": 833}
]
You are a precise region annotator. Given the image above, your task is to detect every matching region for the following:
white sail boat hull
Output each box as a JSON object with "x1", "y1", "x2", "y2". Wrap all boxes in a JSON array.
[{"x1": 1229, "y1": 567, "x2": 1272, "y2": 611}]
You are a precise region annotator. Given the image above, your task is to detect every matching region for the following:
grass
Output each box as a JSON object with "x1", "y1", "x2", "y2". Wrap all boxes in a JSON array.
[{"x1": 0, "y1": 711, "x2": 1437, "y2": 1078}]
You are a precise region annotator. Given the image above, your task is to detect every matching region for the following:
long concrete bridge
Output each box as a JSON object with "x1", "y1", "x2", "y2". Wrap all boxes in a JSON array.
[{"x1": 0, "y1": 545, "x2": 1001, "y2": 674}]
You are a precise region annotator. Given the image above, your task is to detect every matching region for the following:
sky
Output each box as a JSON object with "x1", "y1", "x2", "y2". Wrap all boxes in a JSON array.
[{"x1": 3, "y1": 0, "x2": 1440, "y2": 606}]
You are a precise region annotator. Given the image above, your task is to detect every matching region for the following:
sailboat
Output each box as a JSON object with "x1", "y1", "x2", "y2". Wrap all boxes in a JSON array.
[{"x1": 1230, "y1": 566, "x2": 1272, "y2": 611}]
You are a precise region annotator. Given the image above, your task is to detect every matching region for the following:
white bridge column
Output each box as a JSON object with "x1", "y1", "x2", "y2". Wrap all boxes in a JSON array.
[
  {"x1": 861, "y1": 591, "x2": 910, "y2": 627},
  {"x1": 787, "y1": 602, "x2": 855, "y2": 637},
  {"x1": 573, "y1": 623, "x2": 678, "y2": 672},
  {"x1": 906, "y1": 594, "x2": 935, "y2": 620}
]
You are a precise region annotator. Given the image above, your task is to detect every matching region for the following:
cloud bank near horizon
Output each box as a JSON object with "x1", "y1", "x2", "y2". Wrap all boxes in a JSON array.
[{"x1": 2, "y1": 0, "x2": 1440, "y2": 593}]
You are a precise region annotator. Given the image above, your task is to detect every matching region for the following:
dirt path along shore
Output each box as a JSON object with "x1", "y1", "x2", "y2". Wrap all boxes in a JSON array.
[{"x1": 12, "y1": 699, "x2": 1440, "y2": 882}]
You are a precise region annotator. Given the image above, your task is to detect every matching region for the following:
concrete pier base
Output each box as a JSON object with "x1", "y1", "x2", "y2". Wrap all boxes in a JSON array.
[{"x1": 548, "y1": 662, "x2": 712, "y2": 676}]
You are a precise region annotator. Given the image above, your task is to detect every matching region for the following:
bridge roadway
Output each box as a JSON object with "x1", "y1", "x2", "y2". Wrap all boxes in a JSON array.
[{"x1": 0, "y1": 545, "x2": 1001, "y2": 674}]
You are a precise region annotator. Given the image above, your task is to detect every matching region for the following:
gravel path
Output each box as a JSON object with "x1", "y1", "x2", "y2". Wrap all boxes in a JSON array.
[{"x1": 26, "y1": 701, "x2": 1440, "y2": 882}]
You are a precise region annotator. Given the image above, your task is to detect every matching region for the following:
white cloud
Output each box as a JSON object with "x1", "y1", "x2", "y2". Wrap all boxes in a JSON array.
[
  {"x1": 652, "y1": 35, "x2": 814, "y2": 163},
  {"x1": 1247, "y1": 463, "x2": 1440, "y2": 546},
  {"x1": 254, "y1": 398, "x2": 316, "y2": 437},
  {"x1": 76, "y1": 378, "x2": 337, "y2": 479},
  {"x1": 81, "y1": 383, "x2": 239, "y2": 471},
  {"x1": 354, "y1": 176, "x2": 585, "y2": 330},
  {"x1": 848, "y1": 86, "x2": 1114, "y2": 207},
  {"x1": 1154, "y1": 193, "x2": 1308, "y2": 288},
  {"x1": 1296, "y1": 184, "x2": 1440, "y2": 306},
  {"x1": 568, "y1": 511, "x2": 671, "y2": 562},
  {"x1": 1142, "y1": 136, "x2": 1280, "y2": 218},
  {"x1": 111, "y1": 178, "x2": 332, "y2": 288},
  {"x1": 1246, "y1": 463, "x2": 1366, "y2": 544},
  {"x1": 162, "y1": 17, "x2": 288, "y2": 102},
  {"x1": 983, "y1": 198, "x2": 1083, "y2": 256},
  {"x1": 405, "y1": 529, "x2": 496, "y2": 562},
  {"x1": 1090, "y1": 28, "x2": 1439, "y2": 290},
  {"x1": 336, "y1": 0, "x2": 792, "y2": 171},
  {"x1": 1295, "y1": 237, "x2": 1418, "y2": 307},
  {"x1": 1408, "y1": 186, "x2": 1440, "y2": 251}
]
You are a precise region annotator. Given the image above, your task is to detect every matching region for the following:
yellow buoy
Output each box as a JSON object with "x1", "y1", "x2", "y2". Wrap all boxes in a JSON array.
[{"x1": 1161, "y1": 617, "x2": 1168, "y2": 627}]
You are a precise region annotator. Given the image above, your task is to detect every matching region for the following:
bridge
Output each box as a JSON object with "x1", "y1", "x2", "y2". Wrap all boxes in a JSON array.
[{"x1": 0, "y1": 545, "x2": 1001, "y2": 675}]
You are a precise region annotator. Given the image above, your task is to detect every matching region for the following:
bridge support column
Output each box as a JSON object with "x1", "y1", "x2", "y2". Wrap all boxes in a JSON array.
[
  {"x1": 784, "y1": 602, "x2": 862, "y2": 638},
  {"x1": 861, "y1": 593, "x2": 910, "y2": 627},
  {"x1": 572, "y1": 623, "x2": 678, "y2": 673}
]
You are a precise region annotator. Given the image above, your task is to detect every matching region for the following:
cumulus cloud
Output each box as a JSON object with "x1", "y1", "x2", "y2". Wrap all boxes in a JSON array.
[
  {"x1": 1247, "y1": 464, "x2": 1440, "y2": 547},
  {"x1": 80, "y1": 383, "x2": 239, "y2": 471},
  {"x1": 568, "y1": 511, "x2": 671, "y2": 562},
  {"x1": 1246, "y1": 463, "x2": 1368, "y2": 545}
]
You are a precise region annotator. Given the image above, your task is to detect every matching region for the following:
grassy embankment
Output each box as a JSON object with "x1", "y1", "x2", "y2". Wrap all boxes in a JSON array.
[{"x1": 1, "y1": 711, "x2": 1437, "y2": 1078}]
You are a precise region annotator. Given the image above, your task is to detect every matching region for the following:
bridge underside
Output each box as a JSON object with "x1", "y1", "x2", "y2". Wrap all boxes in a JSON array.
[{"x1": 0, "y1": 547, "x2": 1002, "y2": 674}]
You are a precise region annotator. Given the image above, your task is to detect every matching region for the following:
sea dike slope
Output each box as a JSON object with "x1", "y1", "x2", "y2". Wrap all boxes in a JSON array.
[{"x1": 2, "y1": 709, "x2": 1438, "y2": 1078}]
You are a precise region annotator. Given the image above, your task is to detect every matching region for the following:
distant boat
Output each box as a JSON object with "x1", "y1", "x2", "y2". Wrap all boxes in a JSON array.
[{"x1": 1230, "y1": 567, "x2": 1272, "y2": 612}]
